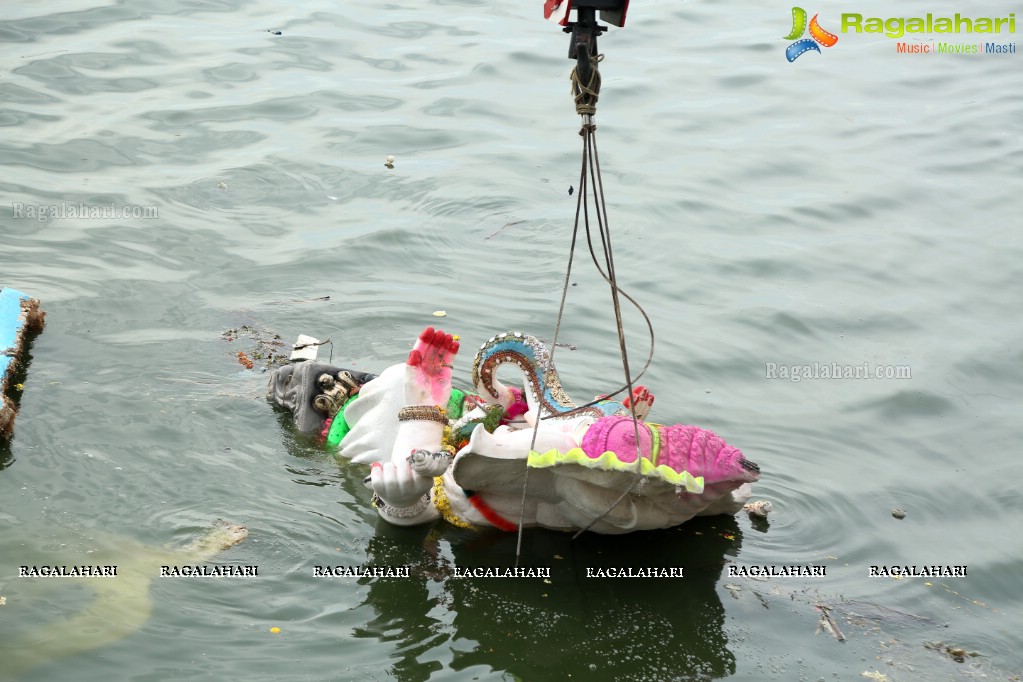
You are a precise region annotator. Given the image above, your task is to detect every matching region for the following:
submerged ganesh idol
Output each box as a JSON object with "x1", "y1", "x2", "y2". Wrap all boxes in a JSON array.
[{"x1": 268, "y1": 327, "x2": 760, "y2": 534}]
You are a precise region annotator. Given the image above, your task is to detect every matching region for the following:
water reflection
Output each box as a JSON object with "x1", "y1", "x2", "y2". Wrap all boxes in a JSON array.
[{"x1": 357, "y1": 519, "x2": 744, "y2": 681}]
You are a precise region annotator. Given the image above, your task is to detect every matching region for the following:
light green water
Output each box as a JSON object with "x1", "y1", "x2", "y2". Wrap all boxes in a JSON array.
[{"x1": 1, "y1": 0, "x2": 1021, "y2": 680}]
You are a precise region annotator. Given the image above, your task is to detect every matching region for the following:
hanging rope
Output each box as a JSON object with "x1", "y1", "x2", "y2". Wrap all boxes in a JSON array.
[
  {"x1": 571, "y1": 54, "x2": 603, "y2": 116},
  {"x1": 570, "y1": 121, "x2": 649, "y2": 538},
  {"x1": 514, "y1": 125, "x2": 588, "y2": 566},
  {"x1": 514, "y1": 56, "x2": 656, "y2": 563}
]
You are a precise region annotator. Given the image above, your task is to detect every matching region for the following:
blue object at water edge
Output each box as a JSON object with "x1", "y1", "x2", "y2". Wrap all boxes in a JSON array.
[{"x1": 1, "y1": 287, "x2": 46, "y2": 440}]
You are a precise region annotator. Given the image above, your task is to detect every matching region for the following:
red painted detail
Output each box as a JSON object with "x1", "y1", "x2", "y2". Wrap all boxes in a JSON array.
[
  {"x1": 467, "y1": 493, "x2": 518, "y2": 532},
  {"x1": 543, "y1": 0, "x2": 564, "y2": 20}
]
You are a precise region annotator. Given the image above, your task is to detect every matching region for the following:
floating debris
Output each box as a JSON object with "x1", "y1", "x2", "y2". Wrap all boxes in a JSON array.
[
  {"x1": 892, "y1": 507, "x2": 907, "y2": 519},
  {"x1": 860, "y1": 672, "x2": 888, "y2": 681},
  {"x1": 924, "y1": 641, "x2": 981, "y2": 664},
  {"x1": 484, "y1": 219, "x2": 527, "y2": 241},
  {"x1": 222, "y1": 325, "x2": 289, "y2": 369},
  {"x1": 385, "y1": 155, "x2": 395, "y2": 169},
  {"x1": 723, "y1": 574, "x2": 1012, "y2": 678},
  {"x1": 816, "y1": 604, "x2": 846, "y2": 642},
  {"x1": 290, "y1": 335, "x2": 330, "y2": 362},
  {"x1": 270, "y1": 626, "x2": 281, "y2": 634},
  {"x1": 743, "y1": 500, "x2": 773, "y2": 518},
  {"x1": 842, "y1": 599, "x2": 935, "y2": 627},
  {"x1": 263, "y1": 295, "x2": 330, "y2": 306}
]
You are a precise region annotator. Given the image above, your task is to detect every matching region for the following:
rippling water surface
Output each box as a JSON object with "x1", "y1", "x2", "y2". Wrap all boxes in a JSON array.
[{"x1": 2, "y1": 0, "x2": 1021, "y2": 680}]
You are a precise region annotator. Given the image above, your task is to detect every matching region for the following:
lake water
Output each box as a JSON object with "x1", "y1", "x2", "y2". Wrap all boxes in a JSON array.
[{"x1": 2, "y1": 0, "x2": 1021, "y2": 680}]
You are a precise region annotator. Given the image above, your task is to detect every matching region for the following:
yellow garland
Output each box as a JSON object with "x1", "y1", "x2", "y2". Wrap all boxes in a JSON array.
[
  {"x1": 441, "y1": 425, "x2": 457, "y2": 456},
  {"x1": 431, "y1": 476, "x2": 473, "y2": 528}
]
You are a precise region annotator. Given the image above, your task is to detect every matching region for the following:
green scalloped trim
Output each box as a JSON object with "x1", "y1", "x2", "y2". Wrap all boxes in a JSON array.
[
  {"x1": 648, "y1": 422, "x2": 662, "y2": 465},
  {"x1": 527, "y1": 448, "x2": 705, "y2": 494}
]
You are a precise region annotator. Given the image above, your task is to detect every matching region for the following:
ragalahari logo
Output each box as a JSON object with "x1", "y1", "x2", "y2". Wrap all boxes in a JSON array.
[{"x1": 784, "y1": 7, "x2": 839, "y2": 61}]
